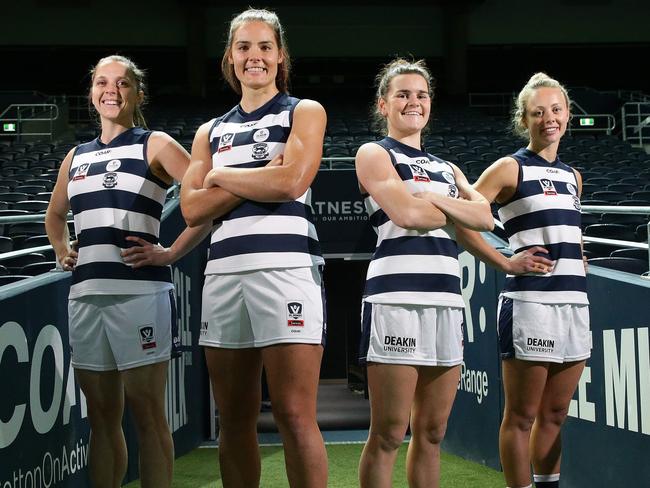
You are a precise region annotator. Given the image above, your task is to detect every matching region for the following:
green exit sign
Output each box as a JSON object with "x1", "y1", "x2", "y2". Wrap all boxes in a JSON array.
[
  {"x1": 3, "y1": 123, "x2": 16, "y2": 132},
  {"x1": 579, "y1": 117, "x2": 595, "y2": 126}
]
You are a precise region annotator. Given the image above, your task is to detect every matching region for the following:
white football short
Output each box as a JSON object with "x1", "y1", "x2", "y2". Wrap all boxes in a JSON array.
[
  {"x1": 199, "y1": 266, "x2": 326, "y2": 348},
  {"x1": 359, "y1": 301, "x2": 464, "y2": 367},
  {"x1": 68, "y1": 290, "x2": 178, "y2": 371},
  {"x1": 497, "y1": 295, "x2": 591, "y2": 363}
]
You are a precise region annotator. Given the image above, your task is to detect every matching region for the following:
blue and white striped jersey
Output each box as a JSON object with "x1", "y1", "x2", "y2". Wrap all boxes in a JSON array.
[
  {"x1": 498, "y1": 148, "x2": 588, "y2": 304},
  {"x1": 205, "y1": 92, "x2": 323, "y2": 274},
  {"x1": 362, "y1": 137, "x2": 464, "y2": 307},
  {"x1": 67, "y1": 127, "x2": 173, "y2": 298}
]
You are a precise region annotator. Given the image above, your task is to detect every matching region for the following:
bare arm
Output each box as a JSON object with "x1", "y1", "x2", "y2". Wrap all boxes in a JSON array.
[
  {"x1": 355, "y1": 142, "x2": 447, "y2": 230},
  {"x1": 457, "y1": 156, "x2": 553, "y2": 274},
  {"x1": 45, "y1": 150, "x2": 77, "y2": 270},
  {"x1": 414, "y1": 163, "x2": 494, "y2": 231},
  {"x1": 203, "y1": 99, "x2": 326, "y2": 202},
  {"x1": 456, "y1": 226, "x2": 554, "y2": 274},
  {"x1": 121, "y1": 131, "x2": 212, "y2": 266},
  {"x1": 180, "y1": 122, "x2": 245, "y2": 227}
]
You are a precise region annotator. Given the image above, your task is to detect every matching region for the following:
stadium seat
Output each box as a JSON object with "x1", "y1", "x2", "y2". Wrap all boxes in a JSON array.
[
  {"x1": 632, "y1": 191, "x2": 650, "y2": 201},
  {"x1": 17, "y1": 235, "x2": 51, "y2": 249},
  {"x1": 611, "y1": 248, "x2": 649, "y2": 263},
  {"x1": 0, "y1": 192, "x2": 30, "y2": 203},
  {"x1": 13, "y1": 184, "x2": 47, "y2": 195},
  {"x1": 607, "y1": 183, "x2": 636, "y2": 194},
  {"x1": 617, "y1": 199, "x2": 650, "y2": 206},
  {"x1": 18, "y1": 261, "x2": 56, "y2": 276},
  {"x1": 584, "y1": 223, "x2": 638, "y2": 241},
  {"x1": 600, "y1": 213, "x2": 646, "y2": 225},
  {"x1": 0, "y1": 264, "x2": 8, "y2": 275},
  {"x1": 587, "y1": 257, "x2": 649, "y2": 274},
  {"x1": 0, "y1": 252, "x2": 46, "y2": 272},
  {"x1": 583, "y1": 241, "x2": 626, "y2": 258},
  {"x1": 637, "y1": 224, "x2": 648, "y2": 242},
  {"x1": 591, "y1": 191, "x2": 625, "y2": 203},
  {"x1": 0, "y1": 236, "x2": 13, "y2": 253},
  {"x1": 0, "y1": 275, "x2": 31, "y2": 286},
  {"x1": 10, "y1": 200, "x2": 49, "y2": 212},
  {"x1": 6, "y1": 221, "x2": 47, "y2": 238}
]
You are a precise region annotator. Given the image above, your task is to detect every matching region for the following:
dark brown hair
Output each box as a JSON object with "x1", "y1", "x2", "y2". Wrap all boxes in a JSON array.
[{"x1": 221, "y1": 8, "x2": 291, "y2": 95}]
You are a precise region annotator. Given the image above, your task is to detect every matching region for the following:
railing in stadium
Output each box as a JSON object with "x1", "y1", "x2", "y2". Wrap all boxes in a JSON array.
[
  {"x1": 0, "y1": 103, "x2": 60, "y2": 141},
  {"x1": 622, "y1": 101, "x2": 650, "y2": 147}
]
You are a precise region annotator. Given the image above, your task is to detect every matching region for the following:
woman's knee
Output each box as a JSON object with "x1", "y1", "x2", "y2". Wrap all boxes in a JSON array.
[
  {"x1": 369, "y1": 428, "x2": 407, "y2": 452},
  {"x1": 411, "y1": 420, "x2": 448, "y2": 446}
]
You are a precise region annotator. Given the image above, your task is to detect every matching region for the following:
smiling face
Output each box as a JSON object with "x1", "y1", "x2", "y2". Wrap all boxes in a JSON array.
[
  {"x1": 228, "y1": 20, "x2": 284, "y2": 93},
  {"x1": 523, "y1": 86, "x2": 570, "y2": 148},
  {"x1": 379, "y1": 73, "x2": 431, "y2": 138},
  {"x1": 90, "y1": 60, "x2": 143, "y2": 127}
]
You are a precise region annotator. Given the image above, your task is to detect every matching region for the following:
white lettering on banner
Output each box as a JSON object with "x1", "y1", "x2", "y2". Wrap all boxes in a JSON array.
[
  {"x1": 459, "y1": 251, "x2": 487, "y2": 343},
  {"x1": 0, "y1": 322, "x2": 28, "y2": 449},
  {"x1": 568, "y1": 366, "x2": 595, "y2": 422},
  {"x1": 603, "y1": 327, "x2": 650, "y2": 434},
  {"x1": 0, "y1": 321, "x2": 87, "y2": 449},
  {"x1": 457, "y1": 361, "x2": 489, "y2": 404},
  {"x1": 167, "y1": 268, "x2": 190, "y2": 433},
  {"x1": 0, "y1": 439, "x2": 89, "y2": 487},
  {"x1": 313, "y1": 200, "x2": 367, "y2": 222}
]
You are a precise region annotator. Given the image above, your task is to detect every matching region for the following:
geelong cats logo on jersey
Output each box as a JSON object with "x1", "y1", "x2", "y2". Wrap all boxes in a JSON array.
[
  {"x1": 252, "y1": 142, "x2": 270, "y2": 160},
  {"x1": 139, "y1": 325, "x2": 157, "y2": 350},
  {"x1": 539, "y1": 178, "x2": 557, "y2": 196},
  {"x1": 287, "y1": 301, "x2": 304, "y2": 327},
  {"x1": 102, "y1": 172, "x2": 118, "y2": 189},
  {"x1": 410, "y1": 164, "x2": 430, "y2": 182}
]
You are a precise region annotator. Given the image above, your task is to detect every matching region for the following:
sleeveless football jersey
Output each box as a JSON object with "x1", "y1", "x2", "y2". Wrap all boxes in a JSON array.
[
  {"x1": 362, "y1": 137, "x2": 464, "y2": 307},
  {"x1": 67, "y1": 127, "x2": 172, "y2": 298},
  {"x1": 205, "y1": 92, "x2": 323, "y2": 274},
  {"x1": 497, "y1": 148, "x2": 588, "y2": 304}
]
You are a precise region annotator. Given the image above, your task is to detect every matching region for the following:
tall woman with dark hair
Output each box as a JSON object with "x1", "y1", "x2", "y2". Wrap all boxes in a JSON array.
[
  {"x1": 46, "y1": 55, "x2": 209, "y2": 488},
  {"x1": 181, "y1": 8, "x2": 328, "y2": 488},
  {"x1": 355, "y1": 58, "x2": 493, "y2": 488}
]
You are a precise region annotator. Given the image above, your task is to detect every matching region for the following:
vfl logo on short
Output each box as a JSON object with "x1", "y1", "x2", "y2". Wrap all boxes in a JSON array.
[
  {"x1": 218, "y1": 132, "x2": 234, "y2": 152},
  {"x1": 139, "y1": 325, "x2": 157, "y2": 350},
  {"x1": 287, "y1": 301, "x2": 304, "y2": 327},
  {"x1": 200, "y1": 321, "x2": 208, "y2": 336},
  {"x1": 410, "y1": 164, "x2": 430, "y2": 182},
  {"x1": 72, "y1": 163, "x2": 90, "y2": 181},
  {"x1": 539, "y1": 178, "x2": 557, "y2": 196}
]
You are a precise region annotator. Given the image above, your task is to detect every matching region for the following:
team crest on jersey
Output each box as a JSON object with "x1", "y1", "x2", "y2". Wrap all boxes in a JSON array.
[
  {"x1": 448, "y1": 184, "x2": 459, "y2": 198},
  {"x1": 218, "y1": 132, "x2": 234, "y2": 152},
  {"x1": 410, "y1": 164, "x2": 430, "y2": 182},
  {"x1": 573, "y1": 196, "x2": 581, "y2": 211},
  {"x1": 139, "y1": 325, "x2": 157, "y2": 350},
  {"x1": 442, "y1": 171, "x2": 455, "y2": 184},
  {"x1": 252, "y1": 142, "x2": 269, "y2": 160},
  {"x1": 72, "y1": 163, "x2": 90, "y2": 181},
  {"x1": 253, "y1": 128, "x2": 270, "y2": 142},
  {"x1": 566, "y1": 183, "x2": 577, "y2": 196},
  {"x1": 106, "y1": 159, "x2": 121, "y2": 172},
  {"x1": 102, "y1": 172, "x2": 118, "y2": 189},
  {"x1": 287, "y1": 301, "x2": 304, "y2": 327},
  {"x1": 539, "y1": 178, "x2": 557, "y2": 196}
]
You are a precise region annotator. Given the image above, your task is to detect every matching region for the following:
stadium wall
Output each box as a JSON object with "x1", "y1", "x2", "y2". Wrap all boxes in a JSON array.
[{"x1": 0, "y1": 203, "x2": 210, "y2": 487}]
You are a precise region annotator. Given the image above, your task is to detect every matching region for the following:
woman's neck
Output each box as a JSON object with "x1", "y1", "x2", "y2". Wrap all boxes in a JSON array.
[
  {"x1": 387, "y1": 130, "x2": 422, "y2": 151},
  {"x1": 240, "y1": 85, "x2": 280, "y2": 113},
  {"x1": 527, "y1": 140, "x2": 559, "y2": 163},
  {"x1": 99, "y1": 119, "x2": 133, "y2": 144}
]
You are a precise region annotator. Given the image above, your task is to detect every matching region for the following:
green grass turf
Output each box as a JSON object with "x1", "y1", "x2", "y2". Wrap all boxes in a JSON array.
[{"x1": 124, "y1": 442, "x2": 503, "y2": 487}]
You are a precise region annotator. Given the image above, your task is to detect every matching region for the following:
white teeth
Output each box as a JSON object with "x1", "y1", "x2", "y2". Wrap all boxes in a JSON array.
[
  {"x1": 103, "y1": 100, "x2": 119, "y2": 105},
  {"x1": 246, "y1": 67, "x2": 265, "y2": 72}
]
